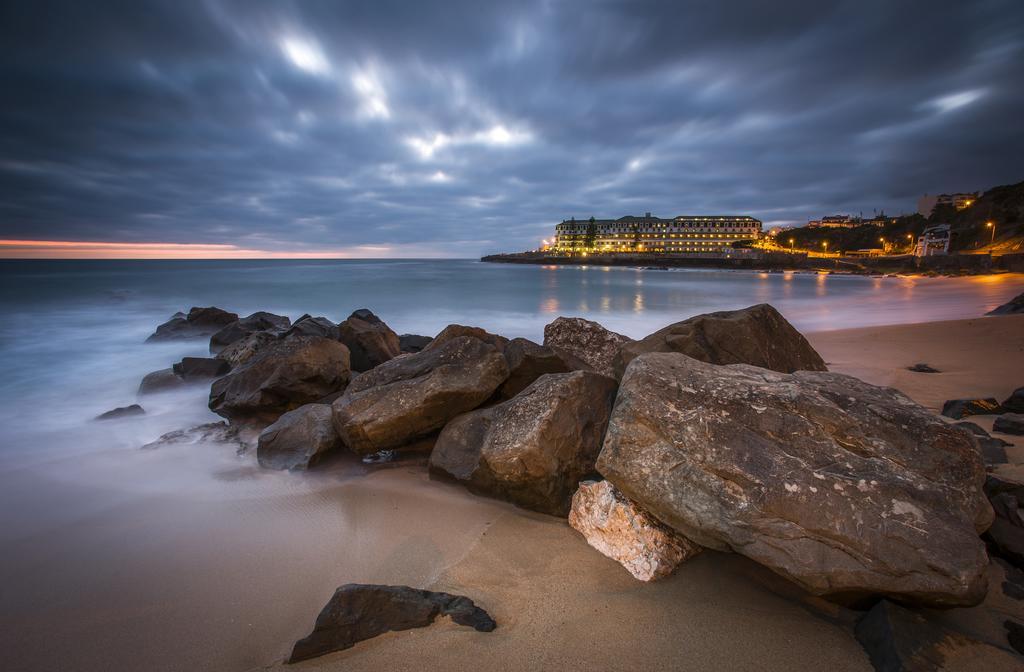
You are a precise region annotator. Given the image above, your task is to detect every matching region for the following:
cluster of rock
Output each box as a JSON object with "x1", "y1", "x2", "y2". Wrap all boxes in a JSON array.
[
  {"x1": 941, "y1": 387, "x2": 1024, "y2": 436},
  {"x1": 129, "y1": 301, "x2": 1022, "y2": 664}
]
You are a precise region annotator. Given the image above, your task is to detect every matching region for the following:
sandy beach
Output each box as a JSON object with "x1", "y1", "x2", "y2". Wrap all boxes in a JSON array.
[{"x1": 1, "y1": 315, "x2": 1022, "y2": 672}]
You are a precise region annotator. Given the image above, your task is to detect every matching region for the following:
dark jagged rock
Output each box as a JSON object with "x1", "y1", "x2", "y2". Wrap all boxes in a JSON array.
[
  {"x1": 614, "y1": 303, "x2": 827, "y2": 379},
  {"x1": 954, "y1": 422, "x2": 1011, "y2": 465},
  {"x1": 988, "y1": 292, "x2": 1024, "y2": 315},
  {"x1": 333, "y1": 336, "x2": 508, "y2": 454},
  {"x1": 257, "y1": 404, "x2": 340, "y2": 471},
  {"x1": 1002, "y1": 559, "x2": 1024, "y2": 600},
  {"x1": 496, "y1": 337, "x2": 572, "y2": 400},
  {"x1": 146, "y1": 306, "x2": 238, "y2": 342},
  {"x1": 598, "y1": 353, "x2": 992, "y2": 607},
  {"x1": 543, "y1": 316, "x2": 631, "y2": 377},
  {"x1": 424, "y1": 324, "x2": 508, "y2": 353},
  {"x1": 141, "y1": 421, "x2": 248, "y2": 452},
  {"x1": 138, "y1": 368, "x2": 186, "y2": 394},
  {"x1": 172, "y1": 356, "x2": 231, "y2": 381},
  {"x1": 1003, "y1": 387, "x2": 1024, "y2": 414},
  {"x1": 285, "y1": 315, "x2": 340, "y2": 340},
  {"x1": 94, "y1": 404, "x2": 145, "y2": 421},
  {"x1": 210, "y1": 336, "x2": 351, "y2": 424},
  {"x1": 430, "y1": 371, "x2": 618, "y2": 516},
  {"x1": 288, "y1": 584, "x2": 495, "y2": 663},
  {"x1": 994, "y1": 413, "x2": 1024, "y2": 435},
  {"x1": 855, "y1": 600, "x2": 1021, "y2": 672},
  {"x1": 399, "y1": 333, "x2": 433, "y2": 353},
  {"x1": 1007, "y1": 620, "x2": 1024, "y2": 655},
  {"x1": 907, "y1": 363, "x2": 941, "y2": 373},
  {"x1": 337, "y1": 309, "x2": 401, "y2": 372},
  {"x1": 984, "y1": 474, "x2": 1024, "y2": 569},
  {"x1": 941, "y1": 397, "x2": 1003, "y2": 419},
  {"x1": 215, "y1": 330, "x2": 280, "y2": 367},
  {"x1": 209, "y1": 311, "x2": 290, "y2": 352}
]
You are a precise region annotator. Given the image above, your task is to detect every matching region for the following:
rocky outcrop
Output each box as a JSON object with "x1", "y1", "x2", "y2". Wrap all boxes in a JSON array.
[
  {"x1": 954, "y1": 422, "x2": 1010, "y2": 465},
  {"x1": 210, "y1": 336, "x2": 351, "y2": 423},
  {"x1": 337, "y1": 309, "x2": 401, "y2": 372},
  {"x1": 172, "y1": 356, "x2": 231, "y2": 381},
  {"x1": 424, "y1": 324, "x2": 508, "y2": 353},
  {"x1": 289, "y1": 584, "x2": 496, "y2": 663},
  {"x1": 1003, "y1": 387, "x2": 1024, "y2": 414},
  {"x1": 138, "y1": 368, "x2": 185, "y2": 394},
  {"x1": 543, "y1": 316, "x2": 631, "y2": 377},
  {"x1": 988, "y1": 292, "x2": 1024, "y2": 315},
  {"x1": 215, "y1": 331, "x2": 279, "y2": 367},
  {"x1": 496, "y1": 337, "x2": 571, "y2": 400},
  {"x1": 141, "y1": 421, "x2": 249, "y2": 452},
  {"x1": 333, "y1": 336, "x2": 508, "y2": 454},
  {"x1": 597, "y1": 353, "x2": 992, "y2": 607},
  {"x1": 942, "y1": 397, "x2": 1003, "y2": 419},
  {"x1": 285, "y1": 315, "x2": 340, "y2": 340},
  {"x1": 429, "y1": 371, "x2": 617, "y2": 516},
  {"x1": 569, "y1": 480, "x2": 702, "y2": 581},
  {"x1": 146, "y1": 306, "x2": 238, "y2": 342},
  {"x1": 854, "y1": 600, "x2": 1022, "y2": 672},
  {"x1": 994, "y1": 413, "x2": 1024, "y2": 435},
  {"x1": 614, "y1": 304, "x2": 827, "y2": 378},
  {"x1": 399, "y1": 334, "x2": 433, "y2": 353},
  {"x1": 95, "y1": 404, "x2": 145, "y2": 421},
  {"x1": 257, "y1": 404, "x2": 340, "y2": 471},
  {"x1": 209, "y1": 311, "x2": 290, "y2": 352},
  {"x1": 984, "y1": 474, "x2": 1024, "y2": 569}
]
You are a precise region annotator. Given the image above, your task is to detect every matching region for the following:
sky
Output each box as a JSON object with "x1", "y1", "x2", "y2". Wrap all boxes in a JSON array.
[{"x1": 1, "y1": 0, "x2": 1023, "y2": 259}]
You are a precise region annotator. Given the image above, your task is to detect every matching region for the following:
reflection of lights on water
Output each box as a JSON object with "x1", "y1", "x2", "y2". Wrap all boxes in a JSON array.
[
  {"x1": 633, "y1": 293, "x2": 645, "y2": 312},
  {"x1": 601, "y1": 296, "x2": 611, "y2": 312},
  {"x1": 540, "y1": 298, "x2": 559, "y2": 313}
]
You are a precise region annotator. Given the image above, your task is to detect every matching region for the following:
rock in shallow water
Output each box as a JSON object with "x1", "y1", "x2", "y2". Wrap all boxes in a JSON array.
[
  {"x1": 941, "y1": 397, "x2": 1002, "y2": 419},
  {"x1": 138, "y1": 368, "x2": 185, "y2": 394},
  {"x1": 257, "y1": 403, "x2": 340, "y2": 471},
  {"x1": 569, "y1": 480, "x2": 702, "y2": 581},
  {"x1": 429, "y1": 370, "x2": 617, "y2": 516},
  {"x1": 337, "y1": 309, "x2": 401, "y2": 372},
  {"x1": 94, "y1": 404, "x2": 145, "y2": 421},
  {"x1": 209, "y1": 311, "x2": 290, "y2": 352},
  {"x1": 613, "y1": 303, "x2": 827, "y2": 378},
  {"x1": 210, "y1": 336, "x2": 351, "y2": 424},
  {"x1": 597, "y1": 352, "x2": 992, "y2": 607},
  {"x1": 145, "y1": 306, "x2": 238, "y2": 342},
  {"x1": 332, "y1": 336, "x2": 508, "y2": 454},
  {"x1": 288, "y1": 584, "x2": 496, "y2": 663},
  {"x1": 994, "y1": 413, "x2": 1024, "y2": 435},
  {"x1": 172, "y1": 356, "x2": 231, "y2": 381}
]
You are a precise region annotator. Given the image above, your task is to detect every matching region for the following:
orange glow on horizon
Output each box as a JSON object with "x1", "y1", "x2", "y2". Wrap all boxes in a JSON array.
[{"x1": 0, "y1": 239, "x2": 400, "y2": 260}]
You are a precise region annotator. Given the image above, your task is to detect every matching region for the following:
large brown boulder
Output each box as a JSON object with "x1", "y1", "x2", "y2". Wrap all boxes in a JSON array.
[
  {"x1": 209, "y1": 336, "x2": 351, "y2": 423},
  {"x1": 429, "y1": 371, "x2": 617, "y2": 516},
  {"x1": 614, "y1": 304, "x2": 826, "y2": 378},
  {"x1": 209, "y1": 311, "x2": 290, "y2": 352},
  {"x1": 542, "y1": 317, "x2": 631, "y2": 377},
  {"x1": 146, "y1": 306, "x2": 238, "y2": 342},
  {"x1": 337, "y1": 309, "x2": 401, "y2": 372},
  {"x1": 424, "y1": 324, "x2": 508, "y2": 353},
  {"x1": 257, "y1": 404, "x2": 340, "y2": 471},
  {"x1": 597, "y1": 353, "x2": 992, "y2": 607},
  {"x1": 496, "y1": 337, "x2": 572, "y2": 400},
  {"x1": 332, "y1": 336, "x2": 508, "y2": 454}
]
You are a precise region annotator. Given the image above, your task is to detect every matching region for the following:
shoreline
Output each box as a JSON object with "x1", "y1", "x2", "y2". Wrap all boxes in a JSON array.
[
  {"x1": 481, "y1": 251, "x2": 1024, "y2": 277},
  {"x1": 0, "y1": 313, "x2": 1021, "y2": 671}
]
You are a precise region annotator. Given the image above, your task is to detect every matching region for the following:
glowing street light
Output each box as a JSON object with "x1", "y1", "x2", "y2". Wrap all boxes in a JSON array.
[
  {"x1": 788, "y1": 238, "x2": 795, "y2": 251},
  {"x1": 986, "y1": 221, "x2": 996, "y2": 246}
]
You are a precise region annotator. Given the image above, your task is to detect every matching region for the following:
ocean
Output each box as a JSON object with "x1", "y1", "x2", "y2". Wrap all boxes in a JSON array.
[{"x1": 1, "y1": 258, "x2": 1022, "y2": 466}]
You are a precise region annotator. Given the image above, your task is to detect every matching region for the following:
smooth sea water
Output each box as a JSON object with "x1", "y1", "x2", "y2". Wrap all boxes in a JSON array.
[{"x1": 0, "y1": 258, "x2": 1022, "y2": 467}]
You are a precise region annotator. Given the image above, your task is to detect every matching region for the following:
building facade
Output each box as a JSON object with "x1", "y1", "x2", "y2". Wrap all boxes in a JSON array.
[
  {"x1": 554, "y1": 213, "x2": 762, "y2": 254},
  {"x1": 915, "y1": 224, "x2": 951, "y2": 257}
]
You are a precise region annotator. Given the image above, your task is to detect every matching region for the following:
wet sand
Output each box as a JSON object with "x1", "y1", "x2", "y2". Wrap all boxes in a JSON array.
[{"x1": 1, "y1": 315, "x2": 1023, "y2": 671}]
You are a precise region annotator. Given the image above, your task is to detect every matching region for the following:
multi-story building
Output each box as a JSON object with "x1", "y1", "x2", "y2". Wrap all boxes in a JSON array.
[
  {"x1": 808, "y1": 215, "x2": 858, "y2": 229},
  {"x1": 917, "y1": 192, "x2": 979, "y2": 216},
  {"x1": 554, "y1": 213, "x2": 762, "y2": 255},
  {"x1": 915, "y1": 224, "x2": 951, "y2": 257}
]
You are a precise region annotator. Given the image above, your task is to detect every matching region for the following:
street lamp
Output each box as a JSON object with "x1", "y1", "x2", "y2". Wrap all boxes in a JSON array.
[
  {"x1": 821, "y1": 241, "x2": 828, "y2": 255},
  {"x1": 986, "y1": 221, "x2": 996, "y2": 246},
  {"x1": 789, "y1": 238, "x2": 795, "y2": 251}
]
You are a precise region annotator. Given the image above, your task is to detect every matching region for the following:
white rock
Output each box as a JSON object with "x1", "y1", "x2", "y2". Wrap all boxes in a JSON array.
[{"x1": 568, "y1": 480, "x2": 701, "y2": 581}]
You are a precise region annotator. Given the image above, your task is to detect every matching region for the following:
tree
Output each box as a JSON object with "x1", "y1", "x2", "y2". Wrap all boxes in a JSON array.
[{"x1": 584, "y1": 216, "x2": 598, "y2": 251}]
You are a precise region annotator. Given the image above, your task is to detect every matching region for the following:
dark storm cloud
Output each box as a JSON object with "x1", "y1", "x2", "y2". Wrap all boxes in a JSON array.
[{"x1": 1, "y1": 0, "x2": 1022, "y2": 255}]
